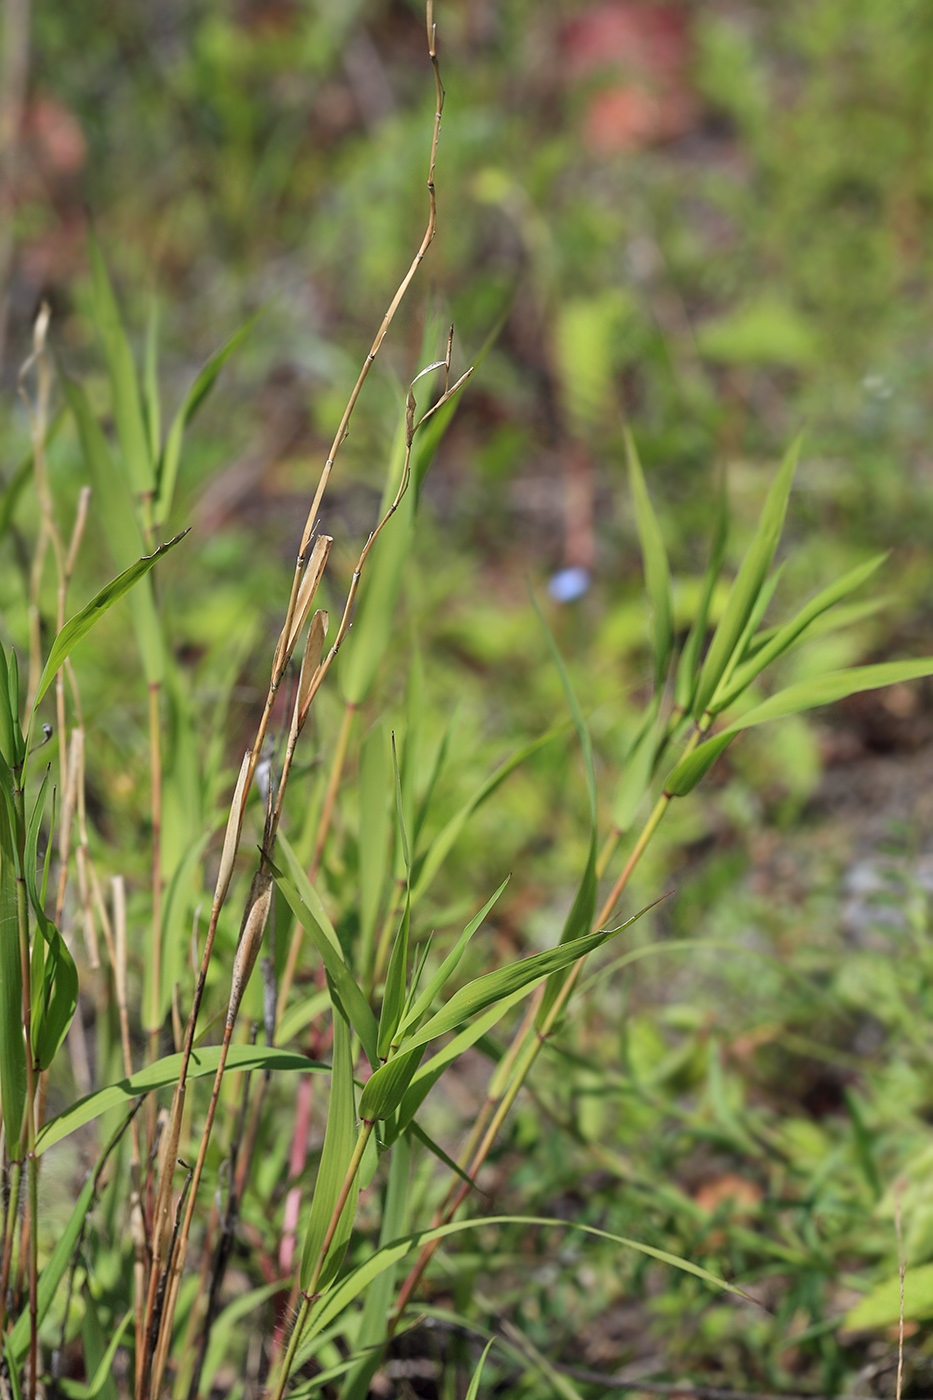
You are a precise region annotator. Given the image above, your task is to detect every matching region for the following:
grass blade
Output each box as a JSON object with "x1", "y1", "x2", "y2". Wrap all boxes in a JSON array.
[
  {"x1": 36, "y1": 1045, "x2": 320, "y2": 1155},
  {"x1": 0, "y1": 764, "x2": 26, "y2": 1147},
  {"x1": 693, "y1": 437, "x2": 800, "y2": 718},
  {"x1": 31, "y1": 531, "x2": 188, "y2": 710},
  {"x1": 87, "y1": 231, "x2": 153, "y2": 494},
  {"x1": 296, "y1": 1214, "x2": 748, "y2": 1365},
  {"x1": 299, "y1": 1007, "x2": 360, "y2": 1292},
  {"x1": 712, "y1": 552, "x2": 889, "y2": 712},
  {"x1": 675, "y1": 481, "x2": 728, "y2": 712},
  {"x1": 155, "y1": 315, "x2": 258, "y2": 525},
  {"x1": 272, "y1": 841, "x2": 380, "y2": 1067},
  {"x1": 397, "y1": 877, "x2": 510, "y2": 1037}
]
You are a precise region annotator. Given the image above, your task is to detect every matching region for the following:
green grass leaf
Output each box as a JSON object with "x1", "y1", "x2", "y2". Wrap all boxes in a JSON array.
[
  {"x1": 272, "y1": 840, "x2": 380, "y2": 1068},
  {"x1": 712, "y1": 552, "x2": 889, "y2": 714},
  {"x1": 377, "y1": 887, "x2": 411, "y2": 1061},
  {"x1": 693, "y1": 438, "x2": 800, "y2": 717},
  {"x1": 87, "y1": 231, "x2": 153, "y2": 494},
  {"x1": 675, "y1": 481, "x2": 728, "y2": 713},
  {"x1": 295, "y1": 1215, "x2": 749, "y2": 1365},
  {"x1": 36, "y1": 1044, "x2": 321, "y2": 1155},
  {"x1": 0, "y1": 766, "x2": 26, "y2": 1149},
  {"x1": 300, "y1": 1008, "x2": 360, "y2": 1292},
  {"x1": 396, "y1": 877, "x2": 510, "y2": 1038},
  {"x1": 31, "y1": 531, "x2": 188, "y2": 711},
  {"x1": 155, "y1": 315, "x2": 257, "y2": 526},
  {"x1": 666, "y1": 658, "x2": 933, "y2": 796},
  {"x1": 393, "y1": 905, "x2": 649, "y2": 1057}
]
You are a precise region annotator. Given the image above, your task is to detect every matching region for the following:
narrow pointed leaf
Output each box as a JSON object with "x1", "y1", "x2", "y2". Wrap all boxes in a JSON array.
[
  {"x1": 143, "y1": 295, "x2": 161, "y2": 465},
  {"x1": 32, "y1": 531, "x2": 188, "y2": 710},
  {"x1": 611, "y1": 701, "x2": 661, "y2": 835},
  {"x1": 377, "y1": 886, "x2": 411, "y2": 1060},
  {"x1": 397, "y1": 877, "x2": 510, "y2": 1037},
  {"x1": 295, "y1": 1215, "x2": 747, "y2": 1364},
  {"x1": 87, "y1": 232, "x2": 153, "y2": 493},
  {"x1": 0, "y1": 771, "x2": 26, "y2": 1147},
  {"x1": 626, "y1": 429, "x2": 673, "y2": 686},
  {"x1": 675, "y1": 482, "x2": 728, "y2": 712},
  {"x1": 666, "y1": 658, "x2": 933, "y2": 797},
  {"x1": 713, "y1": 552, "x2": 889, "y2": 712},
  {"x1": 60, "y1": 375, "x2": 144, "y2": 566},
  {"x1": 396, "y1": 906, "x2": 649, "y2": 1057},
  {"x1": 36, "y1": 1045, "x2": 320, "y2": 1155},
  {"x1": 271, "y1": 844, "x2": 380, "y2": 1067},
  {"x1": 300, "y1": 1008, "x2": 360, "y2": 1292},
  {"x1": 359, "y1": 719, "x2": 391, "y2": 970},
  {"x1": 726, "y1": 659, "x2": 933, "y2": 733},
  {"x1": 155, "y1": 315, "x2": 258, "y2": 524},
  {"x1": 693, "y1": 438, "x2": 800, "y2": 717}
]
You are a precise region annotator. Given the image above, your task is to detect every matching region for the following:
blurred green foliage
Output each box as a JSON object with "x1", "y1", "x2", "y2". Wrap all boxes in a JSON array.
[{"x1": 4, "y1": 0, "x2": 933, "y2": 1394}]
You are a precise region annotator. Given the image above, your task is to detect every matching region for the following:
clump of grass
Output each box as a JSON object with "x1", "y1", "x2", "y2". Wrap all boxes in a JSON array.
[{"x1": 2, "y1": 6, "x2": 933, "y2": 1400}]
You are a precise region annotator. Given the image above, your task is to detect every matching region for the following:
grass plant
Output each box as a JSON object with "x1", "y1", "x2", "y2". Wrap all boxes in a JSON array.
[{"x1": 3, "y1": 6, "x2": 933, "y2": 1399}]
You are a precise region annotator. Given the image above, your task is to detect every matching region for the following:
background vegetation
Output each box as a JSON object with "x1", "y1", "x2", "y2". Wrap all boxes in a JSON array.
[{"x1": 3, "y1": 0, "x2": 933, "y2": 1396}]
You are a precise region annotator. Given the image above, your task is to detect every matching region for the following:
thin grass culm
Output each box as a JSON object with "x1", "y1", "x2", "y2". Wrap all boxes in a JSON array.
[{"x1": 4, "y1": 5, "x2": 933, "y2": 1400}]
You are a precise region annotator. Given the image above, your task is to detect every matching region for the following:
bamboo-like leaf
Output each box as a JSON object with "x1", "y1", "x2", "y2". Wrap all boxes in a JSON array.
[
  {"x1": 411, "y1": 725, "x2": 562, "y2": 903},
  {"x1": 663, "y1": 732, "x2": 735, "y2": 798},
  {"x1": 389, "y1": 906, "x2": 649, "y2": 1059},
  {"x1": 26, "y1": 780, "x2": 78, "y2": 1070},
  {"x1": 300, "y1": 1008, "x2": 360, "y2": 1292},
  {"x1": 0, "y1": 638, "x2": 15, "y2": 765},
  {"x1": 87, "y1": 231, "x2": 153, "y2": 494},
  {"x1": 666, "y1": 657, "x2": 933, "y2": 797},
  {"x1": 693, "y1": 438, "x2": 800, "y2": 718},
  {"x1": 396, "y1": 878, "x2": 510, "y2": 1039},
  {"x1": 272, "y1": 840, "x2": 380, "y2": 1067},
  {"x1": 36, "y1": 1045, "x2": 320, "y2": 1156},
  {"x1": 465, "y1": 1341, "x2": 496, "y2": 1400},
  {"x1": 725, "y1": 659, "x2": 933, "y2": 733},
  {"x1": 711, "y1": 552, "x2": 889, "y2": 713},
  {"x1": 625, "y1": 429, "x2": 673, "y2": 686},
  {"x1": 295, "y1": 1215, "x2": 748, "y2": 1366},
  {"x1": 31, "y1": 531, "x2": 188, "y2": 710},
  {"x1": 392, "y1": 988, "x2": 531, "y2": 1143},
  {"x1": 0, "y1": 765, "x2": 26, "y2": 1148},
  {"x1": 155, "y1": 315, "x2": 257, "y2": 524},
  {"x1": 674, "y1": 482, "x2": 728, "y2": 713}
]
